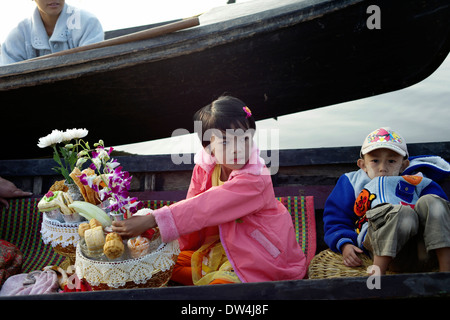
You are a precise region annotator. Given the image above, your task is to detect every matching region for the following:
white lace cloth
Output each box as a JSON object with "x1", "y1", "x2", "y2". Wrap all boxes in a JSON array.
[
  {"x1": 75, "y1": 239, "x2": 180, "y2": 288},
  {"x1": 40, "y1": 213, "x2": 83, "y2": 248}
]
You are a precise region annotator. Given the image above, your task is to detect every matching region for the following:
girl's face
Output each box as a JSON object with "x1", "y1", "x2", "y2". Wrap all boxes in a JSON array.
[
  {"x1": 210, "y1": 129, "x2": 253, "y2": 171},
  {"x1": 35, "y1": 0, "x2": 65, "y2": 18}
]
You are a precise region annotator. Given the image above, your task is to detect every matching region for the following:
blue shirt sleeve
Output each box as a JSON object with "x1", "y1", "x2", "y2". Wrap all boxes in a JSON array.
[
  {"x1": 421, "y1": 180, "x2": 448, "y2": 201},
  {"x1": 323, "y1": 175, "x2": 360, "y2": 252}
]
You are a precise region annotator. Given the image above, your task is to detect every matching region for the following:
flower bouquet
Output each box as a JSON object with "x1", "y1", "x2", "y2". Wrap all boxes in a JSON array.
[
  {"x1": 37, "y1": 129, "x2": 179, "y2": 289},
  {"x1": 36, "y1": 129, "x2": 143, "y2": 265},
  {"x1": 36, "y1": 129, "x2": 90, "y2": 265}
]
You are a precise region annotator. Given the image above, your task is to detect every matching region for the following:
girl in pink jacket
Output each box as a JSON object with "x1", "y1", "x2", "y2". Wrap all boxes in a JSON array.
[{"x1": 113, "y1": 96, "x2": 306, "y2": 284}]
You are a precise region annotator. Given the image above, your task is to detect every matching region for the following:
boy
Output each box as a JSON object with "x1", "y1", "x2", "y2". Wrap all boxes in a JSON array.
[{"x1": 323, "y1": 127, "x2": 450, "y2": 274}]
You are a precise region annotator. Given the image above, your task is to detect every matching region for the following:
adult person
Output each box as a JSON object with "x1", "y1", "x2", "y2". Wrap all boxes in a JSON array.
[{"x1": 1, "y1": 0, "x2": 103, "y2": 65}]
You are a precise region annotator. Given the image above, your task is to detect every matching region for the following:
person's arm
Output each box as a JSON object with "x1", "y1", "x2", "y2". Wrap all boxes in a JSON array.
[
  {"x1": 1, "y1": 26, "x2": 28, "y2": 65},
  {"x1": 0, "y1": 177, "x2": 32, "y2": 208},
  {"x1": 113, "y1": 173, "x2": 269, "y2": 241},
  {"x1": 323, "y1": 175, "x2": 360, "y2": 253},
  {"x1": 421, "y1": 180, "x2": 449, "y2": 200}
]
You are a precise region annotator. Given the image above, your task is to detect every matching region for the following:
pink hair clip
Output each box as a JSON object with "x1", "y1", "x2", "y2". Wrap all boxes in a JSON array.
[{"x1": 243, "y1": 106, "x2": 252, "y2": 118}]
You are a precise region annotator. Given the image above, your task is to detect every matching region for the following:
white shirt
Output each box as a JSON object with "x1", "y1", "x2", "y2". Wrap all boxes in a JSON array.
[{"x1": 1, "y1": 3, "x2": 104, "y2": 65}]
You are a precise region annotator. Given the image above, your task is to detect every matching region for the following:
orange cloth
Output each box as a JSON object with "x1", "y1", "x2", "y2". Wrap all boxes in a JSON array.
[
  {"x1": 171, "y1": 250, "x2": 194, "y2": 286},
  {"x1": 171, "y1": 248, "x2": 240, "y2": 286},
  {"x1": 208, "y1": 278, "x2": 235, "y2": 285}
]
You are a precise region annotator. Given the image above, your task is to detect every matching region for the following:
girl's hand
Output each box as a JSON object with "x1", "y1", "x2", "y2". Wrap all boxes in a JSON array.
[
  {"x1": 112, "y1": 214, "x2": 156, "y2": 238},
  {"x1": 341, "y1": 243, "x2": 363, "y2": 267}
]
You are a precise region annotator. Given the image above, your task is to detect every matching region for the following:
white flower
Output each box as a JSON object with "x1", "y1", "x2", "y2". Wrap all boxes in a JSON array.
[
  {"x1": 75, "y1": 157, "x2": 88, "y2": 167},
  {"x1": 62, "y1": 128, "x2": 88, "y2": 142},
  {"x1": 37, "y1": 129, "x2": 64, "y2": 148},
  {"x1": 92, "y1": 157, "x2": 102, "y2": 170},
  {"x1": 106, "y1": 160, "x2": 120, "y2": 170},
  {"x1": 96, "y1": 148, "x2": 110, "y2": 162}
]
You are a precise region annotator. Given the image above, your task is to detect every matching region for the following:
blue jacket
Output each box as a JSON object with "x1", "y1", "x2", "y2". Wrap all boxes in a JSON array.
[
  {"x1": 323, "y1": 156, "x2": 449, "y2": 253},
  {"x1": 1, "y1": 4, "x2": 103, "y2": 65}
]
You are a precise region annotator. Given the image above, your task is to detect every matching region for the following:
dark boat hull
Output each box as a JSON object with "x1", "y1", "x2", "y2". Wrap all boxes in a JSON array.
[
  {"x1": 0, "y1": 0, "x2": 449, "y2": 159},
  {"x1": 1, "y1": 272, "x2": 449, "y2": 300}
]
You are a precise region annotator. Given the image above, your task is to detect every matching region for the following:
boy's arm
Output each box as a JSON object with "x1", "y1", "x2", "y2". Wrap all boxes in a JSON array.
[
  {"x1": 323, "y1": 175, "x2": 360, "y2": 253},
  {"x1": 421, "y1": 180, "x2": 449, "y2": 200}
]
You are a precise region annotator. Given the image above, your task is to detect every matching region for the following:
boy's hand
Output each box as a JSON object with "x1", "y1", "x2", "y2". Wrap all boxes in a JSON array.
[{"x1": 341, "y1": 243, "x2": 364, "y2": 267}]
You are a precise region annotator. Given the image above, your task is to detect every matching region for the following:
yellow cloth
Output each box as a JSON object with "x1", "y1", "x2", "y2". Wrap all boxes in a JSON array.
[
  {"x1": 191, "y1": 165, "x2": 241, "y2": 285},
  {"x1": 211, "y1": 164, "x2": 226, "y2": 186},
  {"x1": 191, "y1": 236, "x2": 241, "y2": 285}
]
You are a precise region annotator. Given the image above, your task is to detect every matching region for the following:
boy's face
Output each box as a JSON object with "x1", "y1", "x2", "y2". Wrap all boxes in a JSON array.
[
  {"x1": 210, "y1": 130, "x2": 252, "y2": 171},
  {"x1": 357, "y1": 148, "x2": 409, "y2": 179}
]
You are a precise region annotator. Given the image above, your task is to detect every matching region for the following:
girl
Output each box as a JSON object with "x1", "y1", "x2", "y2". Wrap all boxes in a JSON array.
[
  {"x1": 1, "y1": 0, "x2": 103, "y2": 65},
  {"x1": 113, "y1": 95, "x2": 306, "y2": 284}
]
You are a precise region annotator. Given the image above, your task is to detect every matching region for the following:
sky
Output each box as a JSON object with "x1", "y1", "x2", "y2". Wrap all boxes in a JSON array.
[{"x1": 1, "y1": 0, "x2": 449, "y2": 155}]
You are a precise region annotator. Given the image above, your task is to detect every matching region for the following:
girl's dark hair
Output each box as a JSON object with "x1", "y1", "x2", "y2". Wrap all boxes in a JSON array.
[{"x1": 194, "y1": 95, "x2": 256, "y2": 148}]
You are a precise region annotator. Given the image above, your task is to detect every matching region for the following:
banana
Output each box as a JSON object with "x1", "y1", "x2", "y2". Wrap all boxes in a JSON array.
[{"x1": 68, "y1": 201, "x2": 112, "y2": 227}]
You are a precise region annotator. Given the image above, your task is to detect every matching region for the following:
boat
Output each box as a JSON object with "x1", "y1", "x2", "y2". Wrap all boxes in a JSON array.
[
  {"x1": 0, "y1": 0, "x2": 449, "y2": 301},
  {"x1": 0, "y1": 142, "x2": 449, "y2": 300},
  {"x1": 1, "y1": 0, "x2": 449, "y2": 159}
]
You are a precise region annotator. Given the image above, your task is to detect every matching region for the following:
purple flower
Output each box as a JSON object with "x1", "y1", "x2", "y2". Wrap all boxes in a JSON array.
[{"x1": 78, "y1": 141, "x2": 143, "y2": 217}]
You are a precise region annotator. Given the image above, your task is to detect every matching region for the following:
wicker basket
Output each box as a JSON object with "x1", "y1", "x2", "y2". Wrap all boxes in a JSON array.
[
  {"x1": 53, "y1": 243, "x2": 77, "y2": 267},
  {"x1": 75, "y1": 237, "x2": 180, "y2": 291},
  {"x1": 41, "y1": 213, "x2": 83, "y2": 268},
  {"x1": 308, "y1": 249, "x2": 374, "y2": 279},
  {"x1": 88, "y1": 256, "x2": 177, "y2": 291}
]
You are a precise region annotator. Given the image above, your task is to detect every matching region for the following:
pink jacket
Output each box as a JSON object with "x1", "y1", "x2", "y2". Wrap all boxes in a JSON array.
[{"x1": 152, "y1": 145, "x2": 307, "y2": 282}]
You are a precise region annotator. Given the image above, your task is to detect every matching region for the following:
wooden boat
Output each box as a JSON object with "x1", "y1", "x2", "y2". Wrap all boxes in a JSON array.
[
  {"x1": 0, "y1": 142, "x2": 449, "y2": 300},
  {"x1": 1, "y1": 0, "x2": 450, "y2": 159}
]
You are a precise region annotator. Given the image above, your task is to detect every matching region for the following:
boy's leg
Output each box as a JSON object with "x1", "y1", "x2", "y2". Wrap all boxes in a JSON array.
[
  {"x1": 372, "y1": 256, "x2": 392, "y2": 275},
  {"x1": 415, "y1": 194, "x2": 450, "y2": 271},
  {"x1": 436, "y1": 247, "x2": 450, "y2": 272},
  {"x1": 365, "y1": 204, "x2": 419, "y2": 274}
]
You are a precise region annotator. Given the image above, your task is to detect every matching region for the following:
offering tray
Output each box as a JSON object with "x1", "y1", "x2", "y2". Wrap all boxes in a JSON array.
[
  {"x1": 40, "y1": 213, "x2": 85, "y2": 266},
  {"x1": 75, "y1": 236, "x2": 180, "y2": 290}
]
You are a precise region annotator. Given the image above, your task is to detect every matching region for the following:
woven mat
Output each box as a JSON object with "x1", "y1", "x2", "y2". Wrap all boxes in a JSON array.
[
  {"x1": 0, "y1": 198, "x2": 64, "y2": 273},
  {"x1": 1, "y1": 196, "x2": 316, "y2": 273},
  {"x1": 276, "y1": 196, "x2": 316, "y2": 266}
]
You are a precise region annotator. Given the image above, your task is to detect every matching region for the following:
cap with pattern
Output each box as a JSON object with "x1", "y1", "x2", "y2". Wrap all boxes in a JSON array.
[{"x1": 361, "y1": 127, "x2": 408, "y2": 157}]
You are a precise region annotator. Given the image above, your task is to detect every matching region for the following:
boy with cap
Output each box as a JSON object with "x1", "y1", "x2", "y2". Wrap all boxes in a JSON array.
[{"x1": 323, "y1": 127, "x2": 450, "y2": 274}]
